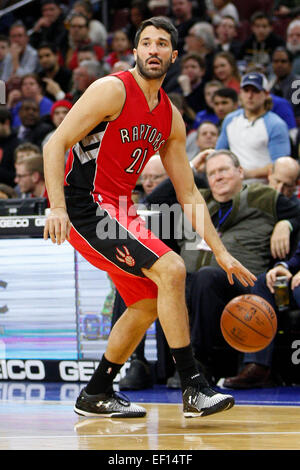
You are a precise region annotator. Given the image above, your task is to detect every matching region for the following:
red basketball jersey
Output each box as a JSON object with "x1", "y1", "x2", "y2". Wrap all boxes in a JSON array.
[{"x1": 64, "y1": 71, "x2": 173, "y2": 205}]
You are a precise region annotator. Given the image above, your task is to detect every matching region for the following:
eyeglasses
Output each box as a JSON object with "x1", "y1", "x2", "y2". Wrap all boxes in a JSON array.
[
  {"x1": 15, "y1": 173, "x2": 32, "y2": 178},
  {"x1": 140, "y1": 174, "x2": 166, "y2": 182}
]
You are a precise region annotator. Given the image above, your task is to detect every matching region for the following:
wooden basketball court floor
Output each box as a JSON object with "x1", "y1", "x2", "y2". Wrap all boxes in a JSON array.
[{"x1": 1, "y1": 382, "x2": 300, "y2": 451}]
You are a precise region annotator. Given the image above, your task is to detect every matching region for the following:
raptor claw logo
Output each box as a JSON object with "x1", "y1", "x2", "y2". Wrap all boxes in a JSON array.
[{"x1": 116, "y1": 246, "x2": 136, "y2": 267}]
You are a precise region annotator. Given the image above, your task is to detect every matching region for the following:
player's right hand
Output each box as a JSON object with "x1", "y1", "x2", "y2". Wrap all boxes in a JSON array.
[{"x1": 43, "y1": 207, "x2": 71, "y2": 245}]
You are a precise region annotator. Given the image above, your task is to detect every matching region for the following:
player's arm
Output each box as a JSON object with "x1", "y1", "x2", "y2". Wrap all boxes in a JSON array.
[
  {"x1": 159, "y1": 105, "x2": 256, "y2": 287},
  {"x1": 43, "y1": 76, "x2": 126, "y2": 244}
]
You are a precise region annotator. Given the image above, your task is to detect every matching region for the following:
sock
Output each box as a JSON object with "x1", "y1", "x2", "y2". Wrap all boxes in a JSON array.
[
  {"x1": 85, "y1": 354, "x2": 123, "y2": 395},
  {"x1": 170, "y1": 344, "x2": 208, "y2": 390}
]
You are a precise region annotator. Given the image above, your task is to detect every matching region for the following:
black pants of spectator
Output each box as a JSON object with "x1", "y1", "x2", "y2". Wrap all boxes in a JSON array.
[{"x1": 111, "y1": 290, "x2": 175, "y2": 382}]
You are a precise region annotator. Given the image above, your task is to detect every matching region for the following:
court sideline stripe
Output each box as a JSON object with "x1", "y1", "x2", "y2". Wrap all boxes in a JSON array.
[{"x1": 2, "y1": 431, "x2": 300, "y2": 439}]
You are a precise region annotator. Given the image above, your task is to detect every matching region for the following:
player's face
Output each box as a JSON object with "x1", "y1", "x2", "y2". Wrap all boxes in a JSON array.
[{"x1": 134, "y1": 26, "x2": 177, "y2": 80}]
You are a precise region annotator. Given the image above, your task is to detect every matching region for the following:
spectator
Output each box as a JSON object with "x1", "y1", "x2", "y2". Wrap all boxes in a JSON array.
[
  {"x1": 207, "y1": 0, "x2": 239, "y2": 26},
  {"x1": 2, "y1": 21, "x2": 38, "y2": 82},
  {"x1": 268, "y1": 156, "x2": 300, "y2": 203},
  {"x1": 188, "y1": 86, "x2": 237, "y2": 158},
  {"x1": 215, "y1": 15, "x2": 241, "y2": 59},
  {"x1": 13, "y1": 143, "x2": 41, "y2": 199},
  {"x1": 223, "y1": 155, "x2": 300, "y2": 389},
  {"x1": 14, "y1": 99, "x2": 52, "y2": 147},
  {"x1": 124, "y1": 0, "x2": 151, "y2": 46},
  {"x1": 37, "y1": 43, "x2": 72, "y2": 102},
  {"x1": 41, "y1": 99, "x2": 72, "y2": 148},
  {"x1": 188, "y1": 121, "x2": 219, "y2": 162},
  {"x1": 61, "y1": 12, "x2": 104, "y2": 71},
  {"x1": 0, "y1": 106, "x2": 20, "y2": 187},
  {"x1": 184, "y1": 21, "x2": 217, "y2": 81},
  {"x1": 0, "y1": 183, "x2": 18, "y2": 199},
  {"x1": 14, "y1": 153, "x2": 48, "y2": 201},
  {"x1": 216, "y1": 72, "x2": 291, "y2": 183},
  {"x1": 9, "y1": 74, "x2": 53, "y2": 129},
  {"x1": 270, "y1": 47, "x2": 300, "y2": 118},
  {"x1": 193, "y1": 80, "x2": 223, "y2": 129},
  {"x1": 72, "y1": 0, "x2": 108, "y2": 48},
  {"x1": 238, "y1": 12, "x2": 285, "y2": 73},
  {"x1": 105, "y1": 30, "x2": 135, "y2": 69},
  {"x1": 224, "y1": 244, "x2": 300, "y2": 389},
  {"x1": 172, "y1": 149, "x2": 300, "y2": 387},
  {"x1": 111, "y1": 60, "x2": 131, "y2": 73},
  {"x1": 211, "y1": 87, "x2": 239, "y2": 124},
  {"x1": 0, "y1": 35, "x2": 9, "y2": 81},
  {"x1": 213, "y1": 51, "x2": 240, "y2": 93},
  {"x1": 69, "y1": 60, "x2": 101, "y2": 104},
  {"x1": 286, "y1": 19, "x2": 300, "y2": 74},
  {"x1": 14, "y1": 142, "x2": 41, "y2": 162},
  {"x1": 77, "y1": 44, "x2": 111, "y2": 77},
  {"x1": 176, "y1": 52, "x2": 206, "y2": 113},
  {"x1": 170, "y1": 0, "x2": 201, "y2": 56},
  {"x1": 139, "y1": 154, "x2": 168, "y2": 197},
  {"x1": 245, "y1": 64, "x2": 298, "y2": 134},
  {"x1": 167, "y1": 92, "x2": 196, "y2": 134},
  {"x1": 164, "y1": 21, "x2": 216, "y2": 93},
  {"x1": 274, "y1": 0, "x2": 300, "y2": 18},
  {"x1": 29, "y1": 0, "x2": 68, "y2": 52}
]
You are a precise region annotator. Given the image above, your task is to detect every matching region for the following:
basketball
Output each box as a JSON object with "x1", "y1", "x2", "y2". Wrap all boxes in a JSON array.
[{"x1": 220, "y1": 294, "x2": 277, "y2": 353}]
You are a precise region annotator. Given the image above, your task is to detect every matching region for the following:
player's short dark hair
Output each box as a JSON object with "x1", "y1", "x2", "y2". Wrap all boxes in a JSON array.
[
  {"x1": 213, "y1": 87, "x2": 239, "y2": 103},
  {"x1": 134, "y1": 16, "x2": 178, "y2": 50}
]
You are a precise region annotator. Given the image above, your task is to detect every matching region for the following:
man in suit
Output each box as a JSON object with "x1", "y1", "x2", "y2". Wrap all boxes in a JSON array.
[{"x1": 15, "y1": 99, "x2": 52, "y2": 148}]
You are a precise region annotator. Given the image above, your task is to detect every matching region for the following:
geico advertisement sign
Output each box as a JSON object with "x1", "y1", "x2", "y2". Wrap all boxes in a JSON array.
[
  {"x1": 0, "y1": 360, "x2": 45, "y2": 380},
  {"x1": 0, "y1": 360, "x2": 101, "y2": 381},
  {"x1": 0, "y1": 218, "x2": 29, "y2": 228},
  {"x1": 0, "y1": 360, "x2": 128, "y2": 381}
]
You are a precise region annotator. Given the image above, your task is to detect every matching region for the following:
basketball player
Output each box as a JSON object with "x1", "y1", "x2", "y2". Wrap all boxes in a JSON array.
[{"x1": 43, "y1": 17, "x2": 256, "y2": 419}]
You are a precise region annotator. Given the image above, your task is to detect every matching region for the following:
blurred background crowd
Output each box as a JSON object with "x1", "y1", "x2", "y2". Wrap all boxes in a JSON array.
[{"x1": 1, "y1": 0, "x2": 300, "y2": 391}]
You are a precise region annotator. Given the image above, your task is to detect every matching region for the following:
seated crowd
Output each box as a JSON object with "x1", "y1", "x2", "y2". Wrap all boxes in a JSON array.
[{"x1": 1, "y1": 0, "x2": 300, "y2": 389}]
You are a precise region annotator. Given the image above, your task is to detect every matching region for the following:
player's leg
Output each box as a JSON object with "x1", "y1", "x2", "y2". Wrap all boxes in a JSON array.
[
  {"x1": 74, "y1": 298, "x2": 157, "y2": 418},
  {"x1": 143, "y1": 251, "x2": 235, "y2": 418}
]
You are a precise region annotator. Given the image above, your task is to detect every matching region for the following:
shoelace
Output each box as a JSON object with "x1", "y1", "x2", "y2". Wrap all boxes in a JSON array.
[{"x1": 111, "y1": 390, "x2": 131, "y2": 407}]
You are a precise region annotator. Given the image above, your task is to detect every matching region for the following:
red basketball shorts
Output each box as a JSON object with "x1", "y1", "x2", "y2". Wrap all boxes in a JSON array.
[{"x1": 65, "y1": 189, "x2": 172, "y2": 306}]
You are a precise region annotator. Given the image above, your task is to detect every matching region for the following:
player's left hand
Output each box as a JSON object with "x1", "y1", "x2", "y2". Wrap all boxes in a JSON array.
[{"x1": 215, "y1": 250, "x2": 257, "y2": 287}]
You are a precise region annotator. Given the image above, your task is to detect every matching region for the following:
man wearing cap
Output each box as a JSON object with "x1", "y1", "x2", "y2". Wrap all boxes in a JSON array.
[{"x1": 216, "y1": 72, "x2": 291, "y2": 184}]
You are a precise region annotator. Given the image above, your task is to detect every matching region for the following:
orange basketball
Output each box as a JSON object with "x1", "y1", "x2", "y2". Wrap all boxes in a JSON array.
[{"x1": 220, "y1": 294, "x2": 277, "y2": 353}]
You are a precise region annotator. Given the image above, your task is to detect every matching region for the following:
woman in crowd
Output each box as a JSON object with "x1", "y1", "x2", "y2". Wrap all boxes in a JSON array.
[{"x1": 213, "y1": 51, "x2": 241, "y2": 93}]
